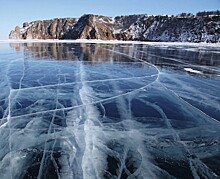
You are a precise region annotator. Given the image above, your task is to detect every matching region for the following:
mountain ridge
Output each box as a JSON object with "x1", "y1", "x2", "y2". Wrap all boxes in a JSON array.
[{"x1": 9, "y1": 12, "x2": 220, "y2": 43}]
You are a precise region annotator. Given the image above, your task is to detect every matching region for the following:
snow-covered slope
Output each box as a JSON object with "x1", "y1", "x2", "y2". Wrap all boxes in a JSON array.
[{"x1": 122, "y1": 15, "x2": 220, "y2": 43}]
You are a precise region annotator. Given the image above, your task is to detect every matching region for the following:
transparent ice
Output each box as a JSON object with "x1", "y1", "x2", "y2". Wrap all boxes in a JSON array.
[{"x1": 0, "y1": 42, "x2": 220, "y2": 179}]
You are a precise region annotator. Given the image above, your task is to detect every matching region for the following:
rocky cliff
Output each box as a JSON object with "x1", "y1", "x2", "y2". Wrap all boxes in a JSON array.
[
  {"x1": 9, "y1": 12, "x2": 220, "y2": 42},
  {"x1": 9, "y1": 18, "x2": 78, "y2": 39}
]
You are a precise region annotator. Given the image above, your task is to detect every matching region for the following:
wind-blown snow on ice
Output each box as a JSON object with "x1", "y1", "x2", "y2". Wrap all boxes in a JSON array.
[{"x1": 0, "y1": 42, "x2": 220, "y2": 179}]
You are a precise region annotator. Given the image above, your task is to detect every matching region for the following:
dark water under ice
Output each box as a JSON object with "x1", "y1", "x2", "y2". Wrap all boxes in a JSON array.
[{"x1": 0, "y1": 42, "x2": 220, "y2": 179}]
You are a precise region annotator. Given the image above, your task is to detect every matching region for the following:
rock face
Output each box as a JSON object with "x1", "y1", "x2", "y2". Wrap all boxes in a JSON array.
[
  {"x1": 9, "y1": 18, "x2": 78, "y2": 39},
  {"x1": 9, "y1": 12, "x2": 220, "y2": 42},
  {"x1": 62, "y1": 14, "x2": 115, "y2": 40},
  {"x1": 123, "y1": 15, "x2": 220, "y2": 42}
]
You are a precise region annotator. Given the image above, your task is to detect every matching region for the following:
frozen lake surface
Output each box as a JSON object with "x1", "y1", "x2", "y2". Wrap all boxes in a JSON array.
[{"x1": 0, "y1": 42, "x2": 220, "y2": 179}]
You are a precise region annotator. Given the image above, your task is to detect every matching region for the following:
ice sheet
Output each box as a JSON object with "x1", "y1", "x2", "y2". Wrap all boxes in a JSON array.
[{"x1": 0, "y1": 42, "x2": 220, "y2": 179}]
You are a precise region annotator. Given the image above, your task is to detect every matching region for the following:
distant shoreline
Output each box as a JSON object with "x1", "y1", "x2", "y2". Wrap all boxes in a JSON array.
[{"x1": 9, "y1": 12, "x2": 220, "y2": 43}]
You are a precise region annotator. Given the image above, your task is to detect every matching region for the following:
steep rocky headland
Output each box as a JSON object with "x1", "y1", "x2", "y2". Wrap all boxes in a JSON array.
[{"x1": 9, "y1": 11, "x2": 220, "y2": 42}]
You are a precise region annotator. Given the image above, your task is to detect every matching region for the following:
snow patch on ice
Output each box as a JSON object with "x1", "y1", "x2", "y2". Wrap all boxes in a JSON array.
[{"x1": 184, "y1": 68, "x2": 203, "y2": 74}]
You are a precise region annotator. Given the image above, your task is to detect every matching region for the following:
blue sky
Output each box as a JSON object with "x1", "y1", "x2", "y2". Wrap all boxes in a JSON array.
[{"x1": 0, "y1": 0, "x2": 219, "y2": 39}]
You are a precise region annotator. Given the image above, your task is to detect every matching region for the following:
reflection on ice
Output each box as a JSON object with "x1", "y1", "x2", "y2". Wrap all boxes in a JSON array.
[{"x1": 0, "y1": 42, "x2": 220, "y2": 179}]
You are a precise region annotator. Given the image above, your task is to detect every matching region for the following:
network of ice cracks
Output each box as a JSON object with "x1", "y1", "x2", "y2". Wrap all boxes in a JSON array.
[{"x1": 0, "y1": 42, "x2": 220, "y2": 179}]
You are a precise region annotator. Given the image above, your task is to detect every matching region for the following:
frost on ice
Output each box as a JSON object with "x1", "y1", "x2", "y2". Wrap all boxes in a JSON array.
[{"x1": 0, "y1": 42, "x2": 220, "y2": 179}]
